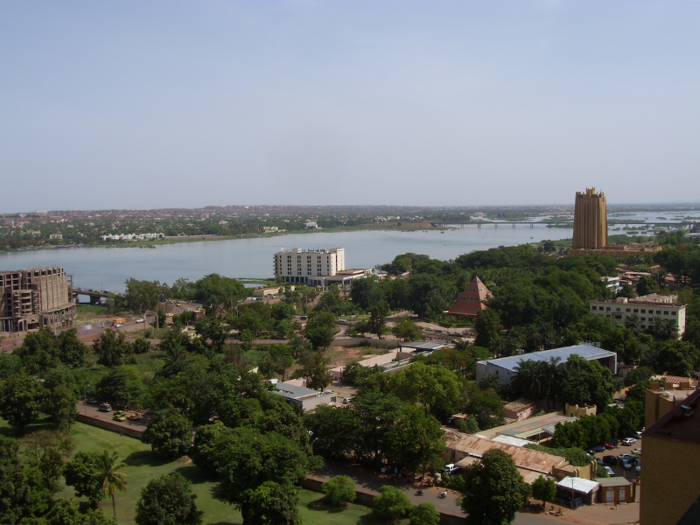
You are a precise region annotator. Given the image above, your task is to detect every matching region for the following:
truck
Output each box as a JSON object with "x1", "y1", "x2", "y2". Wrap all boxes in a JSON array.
[{"x1": 112, "y1": 318, "x2": 125, "y2": 327}]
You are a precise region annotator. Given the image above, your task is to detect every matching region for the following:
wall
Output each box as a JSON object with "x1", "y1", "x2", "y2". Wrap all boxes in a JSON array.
[
  {"x1": 300, "y1": 477, "x2": 466, "y2": 525},
  {"x1": 640, "y1": 435, "x2": 700, "y2": 525},
  {"x1": 76, "y1": 414, "x2": 144, "y2": 439}
]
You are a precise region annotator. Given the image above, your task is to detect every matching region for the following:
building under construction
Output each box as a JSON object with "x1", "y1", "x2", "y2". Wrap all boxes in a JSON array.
[{"x1": 0, "y1": 267, "x2": 76, "y2": 334}]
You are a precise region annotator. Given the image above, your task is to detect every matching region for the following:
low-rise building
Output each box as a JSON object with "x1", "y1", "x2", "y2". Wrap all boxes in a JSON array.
[
  {"x1": 645, "y1": 380, "x2": 698, "y2": 429},
  {"x1": 588, "y1": 294, "x2": 686, "y2": 338},
  {"x1": 475, "y1": 345, "x2": 617, "y2": 387},
  {"x1": 271, "y1": 381, "x2": 337, "y2": 412},
  {"x1": 596, "y1": 477, "x2": 635, "y2": 505}
]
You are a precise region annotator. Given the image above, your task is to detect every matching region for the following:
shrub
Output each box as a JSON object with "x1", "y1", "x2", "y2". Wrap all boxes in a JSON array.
[
  {"x1": 321, "y1": 475, "x2": 356, "y2": 507},
  {"x1": 409, "y1": 502, "x2": 440, "y2": 525},
  {"x1": 373, "y1": 485, "x2": 412, "y2": 521}
]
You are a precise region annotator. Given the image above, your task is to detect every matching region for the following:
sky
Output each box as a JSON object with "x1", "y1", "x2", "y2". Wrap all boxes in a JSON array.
[{"x1": 1, "y1": 1, "x2": 699, "y2": 212}]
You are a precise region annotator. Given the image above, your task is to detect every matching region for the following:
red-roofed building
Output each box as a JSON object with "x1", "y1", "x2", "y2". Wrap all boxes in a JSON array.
[{"x1": 447, "y1": 276, "x2": 492, "y2": 317}]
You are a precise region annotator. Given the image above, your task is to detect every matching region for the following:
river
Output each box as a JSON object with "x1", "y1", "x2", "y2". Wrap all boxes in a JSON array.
[{"x1": 0, "y1": 225, "x2": 573, "y2": 292}]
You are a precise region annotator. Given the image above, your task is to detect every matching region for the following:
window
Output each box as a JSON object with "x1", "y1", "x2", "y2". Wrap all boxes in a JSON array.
[
  {"x1": 641, "y1": 309, "x2": 646, "y2": 314},
  {"x1": 615, "y1": 315, "x2": 622, "y2": 320},
  {"x1": 664, "y1": 311, "x2": 669, "y2": 315},
  {"x1": 606, "y1": 307, "x2": 611, "y2": 311},
  {"x1": 626, "y1": 308, "x2": 631, "y2": 312},
  {"x1": 616, "y1": 308, "x2": 621, "y2": 312},
  {"x1": 656, "y1": 310, "x2": 661, "y2": 315},
  {"x1": 592, "y1": 306, "x2": 597, "y2": 311},
  {"x1": 641, "y1": 317, "x2": 646, "y2": 321},
  {"x1": 672, "y1": 312, "x2": 676, "y2": 316},
  {"x1": 633, "y1": 309, "x2": 638, "y2": 313}
]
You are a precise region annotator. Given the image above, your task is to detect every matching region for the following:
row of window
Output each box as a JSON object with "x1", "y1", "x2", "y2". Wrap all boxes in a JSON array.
[{"x1": 591, "y1": 305, "x2": 676, "y2": 316}]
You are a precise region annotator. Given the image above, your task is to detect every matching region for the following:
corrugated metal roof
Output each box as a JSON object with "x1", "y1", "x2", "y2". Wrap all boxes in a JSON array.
[
  {"x1": 444, "y1": 431, "x2": 565, "y2": 475},
  {"x1": 273, "y1": 382, "x2": 323, "y2": 399},
  {"x1": 399, "y1": 341, "x2": 449, "y2": 351},
  {"x1": 597, "y1": 477, "x2": 632, "y2": 487},
  {"x1": 557, "y1": 477, "x2": 599, "y2": 494},
  {"x1": 481, "y1": 345, "x2": 617, "y2": 373},
  {"x1": 454, "y1": 455, "x2": 550, "y2": 484}
]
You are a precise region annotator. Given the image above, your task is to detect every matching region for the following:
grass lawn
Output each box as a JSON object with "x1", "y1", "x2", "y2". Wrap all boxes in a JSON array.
[{"x1": 3, "y1": 419, "x2": 385, "y2": 524}]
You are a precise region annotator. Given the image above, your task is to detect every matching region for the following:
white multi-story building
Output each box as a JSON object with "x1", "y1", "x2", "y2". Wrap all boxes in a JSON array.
[
  {"x1": 274, "y1": 248, "x2": 345, "y2": 285},
  {"x1": 589, "y1": 294, "x2": 686, "y2": 338}
]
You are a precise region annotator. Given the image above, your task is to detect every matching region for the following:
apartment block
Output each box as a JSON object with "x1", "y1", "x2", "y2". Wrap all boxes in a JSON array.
[{"x1": 588, "y1": 294, "x2": 686, "y2": 338}]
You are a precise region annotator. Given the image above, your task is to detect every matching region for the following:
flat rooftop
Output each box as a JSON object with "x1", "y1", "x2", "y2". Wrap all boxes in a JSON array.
[
  {"x1": 481, "y1": 344, "x2": 616, "y2": 373},
  {"x1": 398, "y1": 341, "x2": 450, "y2": 352}
]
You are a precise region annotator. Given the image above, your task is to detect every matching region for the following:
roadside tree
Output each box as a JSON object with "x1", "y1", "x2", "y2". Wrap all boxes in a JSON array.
[
  {"x1": 93, "y1": 329, "x2": 131, "y2": 367},
  {"x1": 531, "y1": 475, "x2": 556, "y2": 506},
  {"x1": 409, "y1": 502, "x2": 441, "y2": 525},
  {"x1": 303, "y1": 310, "x2": 337, "y2": 350},
  {"x1": 460, "y1": 449, "x2": 531, "y2": 525}
]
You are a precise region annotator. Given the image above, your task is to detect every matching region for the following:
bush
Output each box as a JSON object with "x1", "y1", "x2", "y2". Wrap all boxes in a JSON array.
[
  {"x1": 321, "y1": 475, "x2": 356, "y2": 507},
  {"x1": 373, "y1": 485, "x2": 412, "y2": 522},
  {"x1": 409, "y1": 502, "x2": 440, "y2": 525},
  {"x1": 457, "y1": 415, "x2": 479, "y2": 434}
]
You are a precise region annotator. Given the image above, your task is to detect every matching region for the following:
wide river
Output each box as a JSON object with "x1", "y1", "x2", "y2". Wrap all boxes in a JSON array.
[{"x1": 0, "y1": 225, "x2": 573, "y2": 292}]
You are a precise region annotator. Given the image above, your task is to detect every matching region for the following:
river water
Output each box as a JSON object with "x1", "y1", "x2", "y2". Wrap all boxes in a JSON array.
[
  {"x1": 0, "y1": 225, "x2": 573, "y2": 292},
  {"x1": 2, "y1": 208, "x2": 696, "y2": 292}
]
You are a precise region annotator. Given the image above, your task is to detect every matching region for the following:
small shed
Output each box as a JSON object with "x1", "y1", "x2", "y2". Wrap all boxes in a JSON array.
[
  {"x1": 597, "y1": 477, "x2": 634, "y2": 504},
  {"x1": 556, "y1": 477, "x2": 600, "y2": 507}
]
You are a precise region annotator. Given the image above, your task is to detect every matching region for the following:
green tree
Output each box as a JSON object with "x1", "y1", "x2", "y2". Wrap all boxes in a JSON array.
[
  {"x1": 303, "y1": 310, "x2": 337, "y2": 350},
  {"x1": 305, "y1": 405, "x2": 363, "y2": 461},
  {"x1": 321, "y1": 475, "x2": 356, "y2": 507},
  {"x1": 409, "y1": 502, "x2": 441, "y2": 525},
  {"x1": 636, "y1": 275, "x2": 658, "y2": 296},
  {"x1": 125, "y1": 278, "x2": 171, "y2": 312},
  {"x1": 463, "y1": 382, "x2": 506, "y2": 430},
  {"x1": 474, "y1": 308, "x2": 503, "y2": 348},
  {"x1": 247, "y1": 481, "x2": 301, "y2": 525},
  {"x1": 57, "y1": 328, "x2": 89, "y2": 367},
  {"x1": 0, "y1": 373, "x2": 48, "y2": 432},
  {"x1": 558, "y1": 355, "x2": 615, "y2": 410},
  {"x1": 192, "y1": 274, "x2": 246, "y2": 314},
  {"x1": 295, "y1": 351, "x2": 332, "y2": 391},
  {"x1": 384, "y1": 405, "x2": 446, "y2": 476},
  {"x1": 531, "y1": 475, "x2": 556, "y2": 505},
  {"x1": 96, "y1": 451, "x2": 128, "y2": 518},
  {"x1": 391, "y1": 317, "x2": 424, "y2": 341},
  {"x1": 93, "y1": 329, "x2": 131, "y2": 367},
  {"x1": 0, "y1": 436, "x2": 32, "y2": 523},
  {"x1": 46, "y1": 383, "x2": 78, "y2": 430},
  {"x1": 215, "y1": 427, "x2": 314, "y2": 523},
  {"x1": 63, "y1": 451, "x2": 105, "y2": 507},
  {"x1": 460, "y1": 449, "x2": 531, "y2": 525},
  {"x1": 142, "y1": 408, "x2": 193, "y2": 459},
  {"x1": 457, "y1": 415, "x2": 480, "y2": 434},
  {"x1": 367, "y1": 300, "x2": 390, "y2": 338},
  {"x1": 135, "y1": 472, "x2": 203, "y2": 525},
  {"x1": 97, "y1": 367, "x2": 143, "y2": 408},
  {"x1": 387, "y1": 362, "x2": 463, "y2": 420},
  {"x1": 372, "y1": 485, "x2": 413, "y2": 522},
  {"x1": 43, "y1": 499, "x2": 117, "y2": 525}
]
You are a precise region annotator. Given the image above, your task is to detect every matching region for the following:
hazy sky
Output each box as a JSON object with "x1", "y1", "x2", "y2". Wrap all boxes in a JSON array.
[{"x1": 1, "y1": 1, "x2": 698, "y2": 212}]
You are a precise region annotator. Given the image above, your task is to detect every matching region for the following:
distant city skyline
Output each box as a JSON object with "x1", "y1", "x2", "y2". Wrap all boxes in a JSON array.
[{"x1": 1, "y1": 1, "x2": 698, "y2": 213}]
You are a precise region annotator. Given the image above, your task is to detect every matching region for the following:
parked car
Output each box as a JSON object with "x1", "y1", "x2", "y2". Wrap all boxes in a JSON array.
[
  {"x1": 632, "y1": 448, "x2": 642, "y2": 456},
  {"x1": 98, "y1": 403, "x2": 112, "y2": 412},
  {"x1": 127, "y1": 413, "x2": 141, "y2": 421},
  {"x1": 635, "y1": 430, "x2": 644, "y2": 439},
  {"x1": 87, "y1": 399, "x2": 99, "y2": 405},
  {"x1": 610, "y1": 438, "x2": 620, "y2": 446},
  {"x1": 622, "y1": 437, "x2": 637, "y2": 446},
  {"x1": 618, "y1": 453, "x2": 635, "y2": 462},
  {"x1": 586, "y1": 449, "x2": 595, "y2": 456},
  {"x1": 592, "y1": 445, "x2": 606, "y2": 453},
  {"x1": 604, "y1": 466, "x2": 615, "y2": 477},
  {"x1": 136, "y1": 318, "x2": 145, "y2": 323},
  {"x1": 342, "y1": 397, "x2": 354, "y2": 405},
  {"x1": 621, "y1": 459, "x2": 633, "y2": 470},
  {"x1": 113, "y1": 414, "x2": 126, "y2": 422},
  {"x1": 604, "y1": 443, "x2": 615, "y2": 450},
  {"x1": 444, "y1": 464, "x2": 459, "y2": 474},
  {"x1": 596, "y1": 459, "x2": 605, "y2": 466},
  {"x1": 114, "y1": 410, "x2": 125, "y2": 417},
  {"x1": 603, "y1": 456, "x2": 618, "y2": 466}
]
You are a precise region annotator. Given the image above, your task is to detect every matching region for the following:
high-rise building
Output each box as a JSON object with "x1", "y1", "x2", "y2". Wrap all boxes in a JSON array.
[
  {"x1": 273, "y1": 248, "x2": 345, "y2": 284},
  {"x1": 0, "y1": 266, "x2": 76, "y2": 333},
  {"x1": 572, "y1": 188, "x2": 608, "y2": 249}
]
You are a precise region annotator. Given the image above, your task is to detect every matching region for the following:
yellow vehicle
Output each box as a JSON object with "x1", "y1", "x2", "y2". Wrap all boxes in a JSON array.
[
  {"x1": 112, "y1": 318, "x2": 125, "y2": 327},
  {"x1": 114, "y1": 410, "x2": 125, "y2": 417},
  {"x1": 113, "y1": 414, "x2": 126, "y2": 422},
  {"x1": 127, "y1": 413, "x2": 141, "y2": 421}
]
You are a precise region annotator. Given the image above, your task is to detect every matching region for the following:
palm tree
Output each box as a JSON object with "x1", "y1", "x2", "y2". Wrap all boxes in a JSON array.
[
  {"x1": 97, "y1": 451, "x2": 128, "y2": 518},
  {"x1": 625, "y1": 313, "x2": 641, "y2": 333}
]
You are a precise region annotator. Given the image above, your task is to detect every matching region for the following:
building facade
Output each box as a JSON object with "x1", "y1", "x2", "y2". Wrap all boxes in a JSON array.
[
  {"x1": 0, "y1": 267, "x2": 76, "y2": 333},
  {"x1": 572, "y1": 187, "x2": 608, "y2": 250},
  {"x1": 588, "y1": 294, "x2": 686, "y2": 338},
  {"x1": 640, "y1": 388, "x2": 700, "y2": 525},
  {"x1": 273, "y1": 248, "x2": 345, "y2": 284}
]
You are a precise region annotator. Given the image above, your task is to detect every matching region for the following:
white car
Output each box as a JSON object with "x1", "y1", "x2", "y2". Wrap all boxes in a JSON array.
[
  {"x1": 444, "y1": 464, "x2": 459, "y2": 474},
  {"x1": 136, "y1": 318, "x2": 145, "y2": 323},
  {"x1": 621, "y1": 437, "x2": 637, "y2": 446},
  {"x1": 604, "y1": 466, "x2": 615, "y2": 476}
]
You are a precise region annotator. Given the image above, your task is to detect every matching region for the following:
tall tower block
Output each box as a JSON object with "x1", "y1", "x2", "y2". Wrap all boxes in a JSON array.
[{"x1": 572, "y1": 188, "x2": 608, "y2": 249}]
